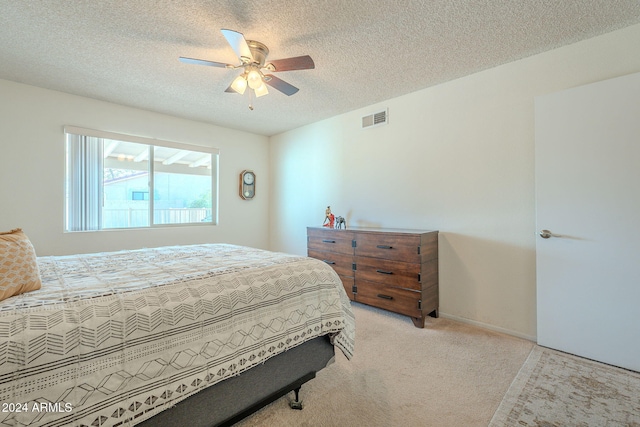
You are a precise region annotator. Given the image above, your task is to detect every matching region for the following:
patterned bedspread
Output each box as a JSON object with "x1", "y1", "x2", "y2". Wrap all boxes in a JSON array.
[{"x1": 0, "y1": 244, "x2": 355, "y2": 427}]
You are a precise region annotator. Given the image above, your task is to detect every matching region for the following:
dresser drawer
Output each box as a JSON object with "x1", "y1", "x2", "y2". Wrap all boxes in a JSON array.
[
  {"x1": 307, "y1": 229, "x2": 354, "y2": 255},
  {"x1": 356, "y1": 280, "x2": 422, "y2": 318},
  {"x1": 308, "y1": 249, "x2": 354, "y2": 278},
  {"x1": 355, "y1": 233, "x2": 421, "y2": 262},
  {"x1": 339, "y1": 275, "x2": 355, "y2": 300},
  {"x1": 354, "y1": 257, "x2": 421, "y2": 291}
]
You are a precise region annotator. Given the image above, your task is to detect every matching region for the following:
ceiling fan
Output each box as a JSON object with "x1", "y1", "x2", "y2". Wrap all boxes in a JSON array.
[{"x1": 179, "y1": 29, "x2": 314, "y2": 109}]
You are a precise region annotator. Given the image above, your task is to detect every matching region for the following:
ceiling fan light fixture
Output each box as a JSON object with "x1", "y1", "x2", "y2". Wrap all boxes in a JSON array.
[
  {"x1": 254, "y1": 83, "x2": 269, "y2": 98},
  {"x1": 247, "y1": 68, "x2": 263, "y2": 90},
  {"x1": 230, "y1": 74, "x2": 247, "y2": 94}
]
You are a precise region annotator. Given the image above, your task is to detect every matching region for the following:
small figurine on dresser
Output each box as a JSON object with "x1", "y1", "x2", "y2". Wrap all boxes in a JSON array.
[
  {"x1": 335, "y1": 216, "x2": 346, "y2": 229},
  {"x1": 323, "y1": 206, "x2": 335, "y2": 228}
]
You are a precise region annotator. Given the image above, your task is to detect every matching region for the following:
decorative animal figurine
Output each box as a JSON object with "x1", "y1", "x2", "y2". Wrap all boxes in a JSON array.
[{"x1": 335, "y1": 216, "x2": 346, "y2": 229}]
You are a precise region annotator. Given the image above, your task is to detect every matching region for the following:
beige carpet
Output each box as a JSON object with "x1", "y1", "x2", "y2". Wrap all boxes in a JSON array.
[
  {"x1": 490, "y1": 345, "x2": 640, "y2": 426},
  {"x1": 235, "y1": 302, "x2": 534, "y2": 426}
]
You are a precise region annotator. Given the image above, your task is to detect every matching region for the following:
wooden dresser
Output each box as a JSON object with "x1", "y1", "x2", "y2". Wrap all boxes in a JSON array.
[{"x1": 307, "y1": 227, "x2": 438, "y2": 328}]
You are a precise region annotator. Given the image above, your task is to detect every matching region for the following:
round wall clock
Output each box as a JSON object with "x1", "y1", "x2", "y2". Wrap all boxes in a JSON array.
[{"x1": 239, "y1": 170, "x2": 256, "y2": 200}]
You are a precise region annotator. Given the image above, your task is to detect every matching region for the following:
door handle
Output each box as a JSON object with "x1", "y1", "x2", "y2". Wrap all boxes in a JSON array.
[{"x1": 539, "y1": 229, "x2": 561, "y2": 239}]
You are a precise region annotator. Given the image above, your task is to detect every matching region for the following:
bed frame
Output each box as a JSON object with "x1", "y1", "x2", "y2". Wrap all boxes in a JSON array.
[{"x1": 137, "y1": 335, "x2": 335, "y2": 427}]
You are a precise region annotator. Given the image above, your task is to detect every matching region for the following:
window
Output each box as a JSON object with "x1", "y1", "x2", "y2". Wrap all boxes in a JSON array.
[
  {"x1": 64, "y1": 126, "x2": 218, "y2": 232},
  {"x1": 131, "y1": 191, "x2": 149, "y2": 201}
]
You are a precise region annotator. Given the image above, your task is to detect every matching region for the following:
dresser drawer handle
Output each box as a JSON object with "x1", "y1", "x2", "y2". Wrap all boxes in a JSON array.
[
  {"x1": 322, "y1": 239, "x2": 336, "y2": 243},
  {"x1": 376, "y1": 269, "x2": 393, "y2": 275},
  {"x1": 323, "y1": 260, "x2": 336, "y2": 265},
  {"x1": 377, "y1": 294, "x2": 394, "y2": 300},
  {"x1": 376, "y1": 245, "x2": 393, "y2": 249}
]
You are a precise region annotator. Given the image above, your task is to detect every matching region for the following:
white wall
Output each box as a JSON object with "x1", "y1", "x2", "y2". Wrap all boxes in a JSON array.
[
  {"x1": 0, "y1": 80, "x2": 270, "y2": 256},
  {"x1": 269, "y1": 23, "x2": 640, "y2": 339}
]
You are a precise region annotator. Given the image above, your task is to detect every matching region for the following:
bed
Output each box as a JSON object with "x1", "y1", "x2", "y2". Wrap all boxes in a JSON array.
[{"x1": 0, "y1": 243, "x2": 355, "y2": 427}]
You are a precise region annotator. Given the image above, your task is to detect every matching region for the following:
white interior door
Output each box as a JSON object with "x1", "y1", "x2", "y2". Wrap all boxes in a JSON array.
[{"x1": 535, "y1": 72, "x2": 640, "y2": 372}]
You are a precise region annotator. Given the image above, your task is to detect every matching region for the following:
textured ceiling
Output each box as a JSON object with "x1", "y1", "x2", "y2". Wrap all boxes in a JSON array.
[{"x1": 1, "y1": 1, "x2": 640, "y2": 136}]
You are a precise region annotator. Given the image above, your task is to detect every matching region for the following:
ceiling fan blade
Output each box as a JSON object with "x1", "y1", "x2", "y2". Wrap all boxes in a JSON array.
[
  {"x1": 179, "y1": 57, "x2": 230, "y2": 68},
  {"x1": 266, "y1": 55, "x2": 315, "y2": 72},
  {"x1": 224, "y1": 85, "x2": 237, "y2": 93},
  {"x1": 264, "y1": 74, "x2": 299, "y2": 96},
  {"x1": 221, "y1": 29, "x2": 253, "y2": 62}
]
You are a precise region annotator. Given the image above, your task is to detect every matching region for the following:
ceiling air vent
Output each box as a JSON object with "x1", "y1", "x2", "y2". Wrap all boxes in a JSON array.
[{"x1": 362, "y1": 109, "x2": 388, "y2": 129}]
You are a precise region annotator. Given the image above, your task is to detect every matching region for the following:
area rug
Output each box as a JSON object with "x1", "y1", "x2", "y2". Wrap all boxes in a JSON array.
[{"x1": 489, "y1": 345, "x2": 640, "y2": 426}]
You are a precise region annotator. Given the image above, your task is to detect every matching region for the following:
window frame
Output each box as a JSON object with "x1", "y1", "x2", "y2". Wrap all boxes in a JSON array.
[{"x1": 64, "y1": 125, "x2": 219, "y2": 232}]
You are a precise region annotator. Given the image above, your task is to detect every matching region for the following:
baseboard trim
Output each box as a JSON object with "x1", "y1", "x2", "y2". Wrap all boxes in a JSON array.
[{"x1": 439, "y1": 312, "x2": 537, "y2": 342}]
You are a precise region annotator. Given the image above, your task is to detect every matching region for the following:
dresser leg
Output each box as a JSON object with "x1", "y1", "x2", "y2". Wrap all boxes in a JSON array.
[{"x1": 411, "y1": 316, "x2": 425, "y2": 328}]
